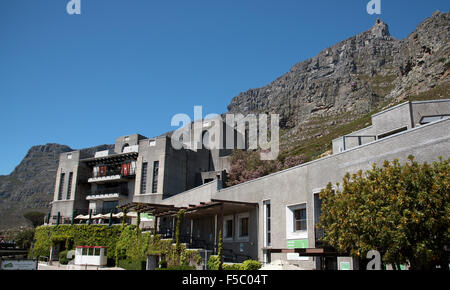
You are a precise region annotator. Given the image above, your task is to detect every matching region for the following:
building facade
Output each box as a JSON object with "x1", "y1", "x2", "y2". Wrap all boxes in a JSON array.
[{"x1": 50, "y1": 99, "x2": 450, "y2": 270}]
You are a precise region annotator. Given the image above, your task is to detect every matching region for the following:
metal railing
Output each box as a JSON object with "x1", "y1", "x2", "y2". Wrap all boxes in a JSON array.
[
  {"x1": 87, "y1": 187, "x2": 129, "y2": 196},
  {"x1": 91, "y1": 168, "x2": 135, "y2": 179}
]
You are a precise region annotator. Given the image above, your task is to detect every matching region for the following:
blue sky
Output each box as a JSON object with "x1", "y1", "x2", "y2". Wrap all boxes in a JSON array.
[{"x1": 0, "y1": 0, "x2": 448, "y2": 175}]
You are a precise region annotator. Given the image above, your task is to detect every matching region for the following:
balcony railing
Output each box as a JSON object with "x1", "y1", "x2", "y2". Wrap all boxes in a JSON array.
[
  {"x1": 91, "y1": 168, "x2": 136, "y2": 179},
  {"x1": 87, "y1": 187, "x2": 129, "y2": 197}
]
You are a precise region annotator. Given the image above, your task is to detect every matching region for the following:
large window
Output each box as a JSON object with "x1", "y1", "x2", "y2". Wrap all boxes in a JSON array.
[
  {"x1": 264, "y1": 201, "x2": 271, "y2": 247},
  {"x1": 140, "y1": 162, "x2": 148, "y2": 194},
  {"x1": 58, "y1": 173, "x2": 65, "y2": 201},
  {"x1": 152, "y1": 161, "x2": 159, "y2": 193},
  {"x1": 66, "y1": 172, "x2": 73, "y2": 200},
  {"x1": 294, "y1": 208, "x2": 307, "y2": 232}
]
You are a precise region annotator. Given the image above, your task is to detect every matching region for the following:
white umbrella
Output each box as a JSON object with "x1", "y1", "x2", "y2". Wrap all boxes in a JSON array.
[
  {"x1": 92, "y1": 214, "x2": 104, "y2": 219},
  {"x1": 113, "y1": 212, "x2": 124, "y2": 218},
  {"x1": 75, "y1": 214, "x2": 89, "y2": 220},
  {"x1": 126, "y1": 212, "x2": 138, "y2": 218}
]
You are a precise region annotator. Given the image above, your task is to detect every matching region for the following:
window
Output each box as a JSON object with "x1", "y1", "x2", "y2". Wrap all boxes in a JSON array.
[
  {"x1": 140, "y1": 162, "x2": 148, "y2": 194},
  {"x1": 294, "y1": 208, "x2": 307, "y2": 232},
  {"x1": 66, "y1": 172, "x2": 73, "y2": 200},
  {"x1": 152, "y1": 161, "x2": 159, "y2": 193},
  {"x1": 419, "y1": 115, "x2": 450, "y2": 125},
  {"x1": 239, "y1": 216, "x2": 249, "y2": 237},
  {"x1": 58, "y1": 173, "x2": 65, "y2": 200},
  {"x1": 223, "y1": 217, "x2": 233, "y2": 239},
  {"x1": 264, "y1": 201, "x2": 271, "y2": 247},
  {"x1": 378, "y1": 127, "x2": 407, "y2": 139}
]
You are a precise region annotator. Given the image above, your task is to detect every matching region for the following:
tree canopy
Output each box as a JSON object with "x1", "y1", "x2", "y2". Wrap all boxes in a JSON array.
[
  {"x1": 23, "y1": 211, "x2": 46, "y2": 228},
  {"x1": 318, "y1": 156, "x2": 449, "y2": 270}
]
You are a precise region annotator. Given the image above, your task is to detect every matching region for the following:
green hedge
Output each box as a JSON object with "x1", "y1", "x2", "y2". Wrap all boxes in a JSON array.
[
  {"x1": 118, "y1": 259, "x2": 146, "y2": 270},
  {"x1": 30, "y1": 225, "x2": 124, "y2": 260},
  {"x1": 31, "y1": 225, "x2": 202, "y2": 269},
  {"x1": 207, "y1": 255, "x2": 262, "y2": 270}
]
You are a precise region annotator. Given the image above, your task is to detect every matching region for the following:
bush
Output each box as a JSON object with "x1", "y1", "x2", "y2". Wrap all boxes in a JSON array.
[
  {"x1": 59, "y1": 250, "x2": 70, "y2": 265},
  {"x1": 207, "y1": 255, "x2": 220, "y2": 270},
  {"x1": 241, "y1": 260, "x2": 262, "y2": 270},
  {"x1": 156, "y1": 265, "x2": 196, "y2": 270},
  {"x1": 159, "y1": 259, "x2": 168, "y2": 268},
  {"x1": 223, "y1": 263, "x2": 242, "y2": 270},
  {"x1": 118, "y1": 259, "x2": 146, "y2": 270},
  {"x1": 207, "y1": 256, "x2": 261, "y2": 270}
]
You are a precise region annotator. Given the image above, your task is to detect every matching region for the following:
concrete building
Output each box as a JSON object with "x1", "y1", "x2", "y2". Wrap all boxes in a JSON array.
[{"x1": 50, "y1": 99, "x2": 450, "y2": 270}]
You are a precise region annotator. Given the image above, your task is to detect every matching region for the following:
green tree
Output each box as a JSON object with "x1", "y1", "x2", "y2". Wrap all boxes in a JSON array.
[
  {"x1": 23, "y1": 211, "x2": 46, "y2": 228},
  {"x1": 13, "y1": 228, "x2": 35, "y2": 249},
  {"x1": 318, "y1": 156, "x2": 449, "y2": 270}
]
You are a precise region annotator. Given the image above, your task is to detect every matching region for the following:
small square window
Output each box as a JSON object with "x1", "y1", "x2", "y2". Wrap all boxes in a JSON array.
[{"x1": 294, "y1": 208, "x2": 307, "y2": 232}]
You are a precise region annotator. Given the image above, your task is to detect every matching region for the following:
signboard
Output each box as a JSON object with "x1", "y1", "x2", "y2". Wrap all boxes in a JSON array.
[
  {"x1": 1, "y1": 260, "x2": 37, "y2": 270},
  {"x1": 140, "y1": 213, "x2": 154, "y2": 222},
  {"x1": 286, "y1": 239, "x2": 309, "y2": 249},
  {"x1": 339, "y1": 261, "x2": 351, "y2": 270}
]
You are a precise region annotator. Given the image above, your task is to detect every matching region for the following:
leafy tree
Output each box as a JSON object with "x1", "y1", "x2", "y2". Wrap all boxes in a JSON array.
[
  {"x1": 23, "y1": 211, "x2": 46, "y2": 228},
  {"x1": 318, "y1": 156, "x2": 449, "y2": 270},
  {"x1": 13, "y1": 227, "x2": 35, "y2": 249}
]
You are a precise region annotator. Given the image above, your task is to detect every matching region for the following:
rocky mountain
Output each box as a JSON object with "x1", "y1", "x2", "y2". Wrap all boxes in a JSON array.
[
  {"x1": 0, "y1": 143, "x2": 113, "y2": 230},
  {"x1": 227, "y1": 11, "x2": 450, "y2": 129}
]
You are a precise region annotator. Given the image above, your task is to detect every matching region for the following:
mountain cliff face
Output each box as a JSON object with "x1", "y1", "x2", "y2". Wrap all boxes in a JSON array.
[
  {"x1": 227, "y1": 12, "x2": 450, "y2": 129},
  {"x1": 0, "y1": 144, "x2": 113, "y2": 230}
]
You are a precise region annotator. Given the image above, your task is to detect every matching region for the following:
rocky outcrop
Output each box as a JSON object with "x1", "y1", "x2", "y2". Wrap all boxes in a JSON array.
[{"x1": 227, "y1": 12, "x2": 450, "y2": 129}]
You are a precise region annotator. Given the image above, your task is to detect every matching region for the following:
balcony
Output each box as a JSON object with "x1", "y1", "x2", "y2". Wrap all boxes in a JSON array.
[
  {"x1": 88, "y1": 167, "x2": 136, "y2": 183},
  {"x1": 86, "y1": 186, "x2": 129, "y2": 201}
]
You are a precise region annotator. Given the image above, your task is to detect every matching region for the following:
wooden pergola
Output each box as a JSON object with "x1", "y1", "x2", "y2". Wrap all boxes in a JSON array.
[{"x1": 119, "y1": 199, "x2": 258, "y2": 254}]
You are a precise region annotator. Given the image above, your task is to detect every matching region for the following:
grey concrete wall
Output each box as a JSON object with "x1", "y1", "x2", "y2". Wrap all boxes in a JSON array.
[
  {"x1": 210, "y1": 118, "x2": 450, "y2": 268},
  {"x1": 411, "y1": 99, "x2": 450, "y2": 127},
  {"x1": 51, "y1": 151, "x2": 90, "y2": 218}
]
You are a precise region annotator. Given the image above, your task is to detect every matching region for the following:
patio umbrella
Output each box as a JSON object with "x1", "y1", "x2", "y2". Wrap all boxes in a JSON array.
[
  {"x1": 127, "y1": 211, "x2": 138, "y2": 218},
  {"x1": 75, "y1": 215, "x2": 89, "y2": 220},
  {"x1": 92, "y1": 214, "x2": 103, "y2": 219},
  {"x1": 113, "y1": 212, "x2": 124, "y2": 218}
]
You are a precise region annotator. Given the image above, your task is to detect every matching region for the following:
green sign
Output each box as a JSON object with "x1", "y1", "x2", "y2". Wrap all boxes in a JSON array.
[
  {"x1": 140, "y1": 213, "x2": 154, "y2": 221},
  {"x1": 340, "y1": 261, "x2": 351, "y2": 270},
  {"x1": 286, "y1": 239, "x2": 308, "y2": 249}
]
